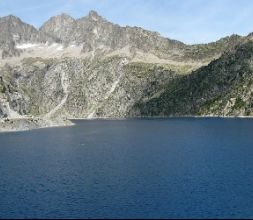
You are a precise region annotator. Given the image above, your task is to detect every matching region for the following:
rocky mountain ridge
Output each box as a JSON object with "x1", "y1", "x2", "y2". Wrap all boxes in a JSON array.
[{"x1": 1, "y1": 11, "x2": 243, "y2": 61}]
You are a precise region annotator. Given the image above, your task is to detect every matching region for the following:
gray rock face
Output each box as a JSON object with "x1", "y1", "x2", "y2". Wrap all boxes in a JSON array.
[
  {"x1": 39, "y1": 13, "x2": 77, "y2": 44},
  {"x1": 0, "y1": 56, "x2": 177, "y2": 120}
]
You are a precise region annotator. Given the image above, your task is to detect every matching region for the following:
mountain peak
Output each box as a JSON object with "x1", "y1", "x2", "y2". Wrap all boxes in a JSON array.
[
  {"x1": 39, "y1": 13, "x2": 77, "y2": 44},
  {"x1": 40, "y1": 13, "x2": 76, "y2": 31},
  {"x1": 87, "y1": 10, "x2": 103, "y2": 21},
  {"x1": 0, "y1": 15, "x2": 22, "y2": 23},
  {"x1": 46, "y1": 13, "x2": 76, "y2": 24},
  {"x1": 57, "y1": 13, "x2": 75, "y2": 20}
]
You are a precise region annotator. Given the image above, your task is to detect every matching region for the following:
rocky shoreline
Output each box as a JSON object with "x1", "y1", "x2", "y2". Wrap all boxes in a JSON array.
[{"x1": 0, "y1": 118, "x2": 74, "y2": 133}]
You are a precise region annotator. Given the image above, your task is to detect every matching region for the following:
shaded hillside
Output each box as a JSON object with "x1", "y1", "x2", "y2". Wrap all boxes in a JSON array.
[{"x1": 132, "y1": 40, "x2": 253, "y2": 117}]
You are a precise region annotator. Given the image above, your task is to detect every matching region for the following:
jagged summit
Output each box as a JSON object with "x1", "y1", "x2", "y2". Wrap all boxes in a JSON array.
[
  {"x1": 88, "y1": 10, "x2": 99, "y2": 16},
  {"x1": 0, "y1": 14, "x2": 22, "y2": 22},
  {"x1": 42, "y1": 13, "x2": 76, "y2": 24},
  {"x1": 87, "y1": 10, "x2": 103, "y2": 21},
  {"x1": 40, "y1": 13, "x2": 76, "y2": 31},
  {"x1": 0, "y1": 14, "x2": 50, "y2": 58},
  {"x1": 40, "y1": 13, "x2": 76, "y2": 43},
  {"x1": 59, "y1": 12, "x2": 75, "y2": 19}
]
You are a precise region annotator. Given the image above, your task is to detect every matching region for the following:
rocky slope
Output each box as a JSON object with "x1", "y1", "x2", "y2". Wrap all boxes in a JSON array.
[
  {"x1": 0, "y1": 11, "x2": 252, "y2": 131},
  {"x1": 132, "y1": 40, "x2": 253, "y2": 117},
  {"x1": 0, "y1": 56, "x2": 180, "y2": 118}
]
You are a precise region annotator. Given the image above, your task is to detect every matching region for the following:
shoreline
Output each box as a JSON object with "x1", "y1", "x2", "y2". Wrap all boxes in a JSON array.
[{"x1": 1, "y1": 115, "x2": 253, "y2": 133}]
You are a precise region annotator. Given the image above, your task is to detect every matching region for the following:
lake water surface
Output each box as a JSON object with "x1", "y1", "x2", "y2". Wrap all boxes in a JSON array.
[{"x1": 1, "y1": 118, "x2": 253, "y2": 218}]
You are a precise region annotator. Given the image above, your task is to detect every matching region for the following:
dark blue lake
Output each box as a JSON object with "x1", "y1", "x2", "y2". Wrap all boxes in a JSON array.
[{"x1": 1, "y1": 118, "x2": 253, "y2": 218}]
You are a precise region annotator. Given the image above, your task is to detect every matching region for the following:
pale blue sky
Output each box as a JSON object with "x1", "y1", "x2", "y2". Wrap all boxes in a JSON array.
[{"x1": 0, "y1": 0, "x2": 253, "y2": 44}]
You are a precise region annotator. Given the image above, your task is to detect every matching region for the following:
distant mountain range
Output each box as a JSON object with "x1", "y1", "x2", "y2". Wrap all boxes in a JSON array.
[{"x1": 0, "y1": 11, "x2": 253, "y2": 131}]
